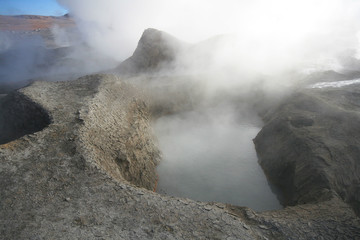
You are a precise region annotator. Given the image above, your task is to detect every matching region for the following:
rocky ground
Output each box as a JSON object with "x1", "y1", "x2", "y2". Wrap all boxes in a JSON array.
[
  {"x1": 1, "y1": 16, "x2": 360, "y2": 239},
  {"x1": 0, "y1": 74, "x2": 359, "y2": 239}
]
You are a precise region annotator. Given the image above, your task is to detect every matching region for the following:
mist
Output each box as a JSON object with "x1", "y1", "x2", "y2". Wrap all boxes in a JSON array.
[
  {"x1": 0, "y1": 24, "x2": 118, "y2": 93},
  {"x1": 57, "y1": 0, "x2": 360, "y2": 72},
  {"x1": 53, "y1": 0, "x2": 360, "y2": 105},
  {"x1": 2, "y1": 1, "x2": 360, "y2": 93}
]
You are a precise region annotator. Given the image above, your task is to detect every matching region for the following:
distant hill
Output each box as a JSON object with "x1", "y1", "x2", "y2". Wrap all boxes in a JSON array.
[{"x1": 0, "y1": 14, "x2": 74, "y2": 31}]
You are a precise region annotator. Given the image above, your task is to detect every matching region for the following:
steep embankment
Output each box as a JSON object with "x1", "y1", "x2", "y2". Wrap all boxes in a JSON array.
[{"x1": 254, "y1": 85, "x2": 360, "y2": 215}]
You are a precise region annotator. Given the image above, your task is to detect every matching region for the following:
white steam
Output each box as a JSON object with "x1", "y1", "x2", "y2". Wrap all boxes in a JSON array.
[
  {"x1": 57, "y1": 0, "x2": 360, "y2": 74},
  {"x1": 0, "y1": 33, "x2": 12, "y2": 53},
  {"x1": 47, "y1": 1, "x2": 360, "y2": 209}
]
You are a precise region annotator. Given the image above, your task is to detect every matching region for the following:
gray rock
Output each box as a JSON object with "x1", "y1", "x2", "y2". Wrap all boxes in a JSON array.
[
  {"x1": 116, "y1": 28, "x2": 187, "y2": 74},
  {"x1": 254, "y1": 84, "x2": 360, "y2": 216}
]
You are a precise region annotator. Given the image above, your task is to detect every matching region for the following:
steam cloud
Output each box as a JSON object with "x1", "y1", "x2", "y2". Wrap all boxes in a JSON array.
[
  {"x1": 57, "y1": 0, "x2": 360, "y2": 74},
  {"x1": 0, "y1": 25, "x2": 118, "y2": 92},
  {"x1": 2, "y1": 1, "x2": 360, "y2": 94}
]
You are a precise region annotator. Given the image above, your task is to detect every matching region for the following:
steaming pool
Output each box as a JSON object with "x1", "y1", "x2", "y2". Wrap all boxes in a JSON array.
[{"x1": 154, "y1": 109, "x2": 282, "y2": 211}]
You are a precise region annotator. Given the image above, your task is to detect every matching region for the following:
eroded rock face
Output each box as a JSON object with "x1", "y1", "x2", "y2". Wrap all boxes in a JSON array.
[
  {"x1": 77, "y1": 76, "x2": 160, "y2": 190},
  {"x1": 254, "y1": 85, "x2": 360, "y2": 215}
]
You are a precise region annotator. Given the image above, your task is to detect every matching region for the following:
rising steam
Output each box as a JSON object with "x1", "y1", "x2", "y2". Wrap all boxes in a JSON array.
[
  {"x1": 57, "y1": 0, "x2": 360, "y2": 75},
  {"x1": 2, "y1": 1, "x2": 360, "y2": 94}
]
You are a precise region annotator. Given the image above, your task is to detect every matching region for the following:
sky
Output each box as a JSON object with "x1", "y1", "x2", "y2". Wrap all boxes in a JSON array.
[{"x1": 0, "y1": 0, "x2": 68, "y2": 16}]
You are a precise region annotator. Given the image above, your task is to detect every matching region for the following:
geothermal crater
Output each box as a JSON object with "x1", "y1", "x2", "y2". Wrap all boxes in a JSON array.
[
  {"x1": 154, "y1": 107, "x2": 282, "y2": 211},
  {"x1": 1, "y1": 22, "x2": 360, "y2": 239}
]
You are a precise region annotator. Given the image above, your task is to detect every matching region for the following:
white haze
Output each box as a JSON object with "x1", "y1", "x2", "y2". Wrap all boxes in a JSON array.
[
  {"x1": 0, "y1": 28, "x2": 118, "y2": 90},
  {"x1": 57, "y1": 0, "x2": 360, "y2": 74},
  {"x1": 2, "y1": 1, "x2": 359, "y2": 92}
]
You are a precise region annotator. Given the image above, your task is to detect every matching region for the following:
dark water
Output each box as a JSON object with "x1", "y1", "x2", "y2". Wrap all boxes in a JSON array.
[{"x1": 154, "y1": 109, "x2": 282, "y2": 211}]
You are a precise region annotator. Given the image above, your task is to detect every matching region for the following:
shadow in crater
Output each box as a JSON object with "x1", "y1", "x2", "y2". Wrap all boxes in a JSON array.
[{"x1": 0, "y1": 92, "x2": 51, "y2": 145}]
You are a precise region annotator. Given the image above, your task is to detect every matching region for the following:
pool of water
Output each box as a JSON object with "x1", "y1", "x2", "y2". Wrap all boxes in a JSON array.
[{"x1": 154, "y1": 108, "x2": 282, "y2": 211}]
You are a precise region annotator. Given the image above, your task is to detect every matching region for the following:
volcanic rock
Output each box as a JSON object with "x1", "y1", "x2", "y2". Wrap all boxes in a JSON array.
[
  {"x1": 116, "y1": 28, "x2": 187, "y2": 74},
  {"x1": 254, "y1": 84, "x2": 360, "y2": 216}
]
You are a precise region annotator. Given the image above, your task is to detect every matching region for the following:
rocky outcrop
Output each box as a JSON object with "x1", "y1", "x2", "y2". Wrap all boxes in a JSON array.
[
  {"x1": 115, "y1": 29, "x2": 240, "y2": 75},
  {"x1": 116, "y1": 28, "x2": 187, "y2": 74},
  {"x1": 254, "y1": 84, "x2": 360, "y2": 216},
  {"x1": 0, "y1": 74, "x2": 359, "y2": 239}
]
